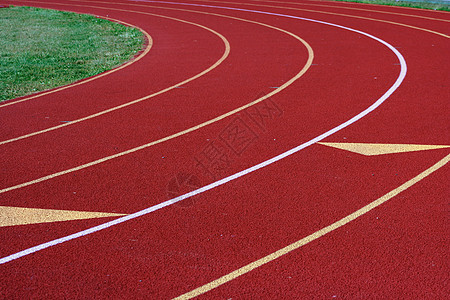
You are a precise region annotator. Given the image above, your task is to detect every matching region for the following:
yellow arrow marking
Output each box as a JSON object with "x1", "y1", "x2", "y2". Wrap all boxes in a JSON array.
[
  {"x1": 0, "y1": 206, "x2": 126, "y2": 227},
  {"x1": 318, "y1": 143, "x2": 450, "y2": 156}
]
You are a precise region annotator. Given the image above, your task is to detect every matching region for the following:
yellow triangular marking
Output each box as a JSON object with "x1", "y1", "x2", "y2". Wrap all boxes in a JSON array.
[
  {"x1": 0, "y1": 206, "x2": 126, "y2": 227},
  {"x1": 318, "y1": 143, "x2": 450, "y2": 156}
]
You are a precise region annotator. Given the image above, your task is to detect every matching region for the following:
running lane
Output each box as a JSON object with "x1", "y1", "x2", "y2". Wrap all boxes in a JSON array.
[{"x1": 0, "y1": 0, "x2": 448, "y2": 298}]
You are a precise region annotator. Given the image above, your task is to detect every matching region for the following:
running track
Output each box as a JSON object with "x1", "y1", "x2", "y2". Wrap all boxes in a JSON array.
[{"x1": 0, "y1": 0, "x2": 448, "y2": 298}]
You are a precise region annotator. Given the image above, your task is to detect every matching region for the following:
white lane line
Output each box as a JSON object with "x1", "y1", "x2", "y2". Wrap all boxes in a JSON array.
[{"x1": 0, "y1": 2, "x2": 407, "y2": 265}]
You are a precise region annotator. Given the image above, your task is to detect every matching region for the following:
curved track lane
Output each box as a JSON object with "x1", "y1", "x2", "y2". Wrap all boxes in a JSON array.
[{"x1": 0, "y1": 0, "x2": 448, "y2": 298}]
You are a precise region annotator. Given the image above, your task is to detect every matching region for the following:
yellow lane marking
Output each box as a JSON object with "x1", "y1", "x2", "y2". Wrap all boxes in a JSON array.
[
  {"x1": 318, "y1": 142, "x2": 450, "y2": 156},
  {"x1": 248, "y1": 0, "x2": 450, "y2": 22},
  {"x1": 0, "y1": 206, "x2": 126, "y2": 227},
  {"x1": 0, "y1": 5, "x2": 231, "y2": 146},
  {"x1": 0, "y1": 3, "x2": 313, "y2": 194},
  {"x1": 193, "y1": 0, "x2": 450, "y2": 38},
  {"x1": 0, "y1": 16, "x2": 153, "y2": 108},
  {"x1": 174, "y1": 153, "x2": 450, "y2": 299}
]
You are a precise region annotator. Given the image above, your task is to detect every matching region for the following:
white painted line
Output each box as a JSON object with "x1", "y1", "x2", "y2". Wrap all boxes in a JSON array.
[{"x1": 0, "y1": 3, "x2": 407, "y2": 265}]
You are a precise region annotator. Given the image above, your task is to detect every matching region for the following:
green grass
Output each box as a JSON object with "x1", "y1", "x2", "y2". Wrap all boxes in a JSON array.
[
  {"x1": 0, "y1": 6, "x2": 145, "y2": 102},
  {"x1": 330, "y1": 0, "x2": 450, "y2": 11}
]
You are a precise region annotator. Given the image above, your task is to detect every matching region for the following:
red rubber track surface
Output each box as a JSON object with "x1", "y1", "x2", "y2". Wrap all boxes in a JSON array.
[{"x1": 0, "y1": 0, "x2": 448, "y2": 298}]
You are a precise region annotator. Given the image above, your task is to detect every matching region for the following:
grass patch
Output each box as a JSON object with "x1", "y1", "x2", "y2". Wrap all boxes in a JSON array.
[
  {"x1": 0, "y1": 6, "x2": 145, "y2": 102},
  {"x1": 330, "y1": 0, "x2": 450, "y2": 11}
]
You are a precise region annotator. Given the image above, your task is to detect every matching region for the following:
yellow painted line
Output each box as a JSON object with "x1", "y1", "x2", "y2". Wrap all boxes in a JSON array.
[
  {"x1": 0, "y1": 16, "x2": 153, "y2": 108},
  {"x1": 318, "y1": 142, "x2": 450, "y2": 156},
  {"x1": 248, "y1": 0, "x2": 450, "y2": 22},
  {"x1": 0, "y1": 4, "x2": 313, "y2": 194},
  {"x1": 0, "y1": 5, "x2": 231, "y2": 146},
  {"x1": 174, "y1": 153, "x2": 450, "y2": 299},
  {"x1": 0, "y1": 206, "x2": 126, "y2": 227},
  {"x1": 194, "y1": 0, "x2": 450, "y2": 38}
]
